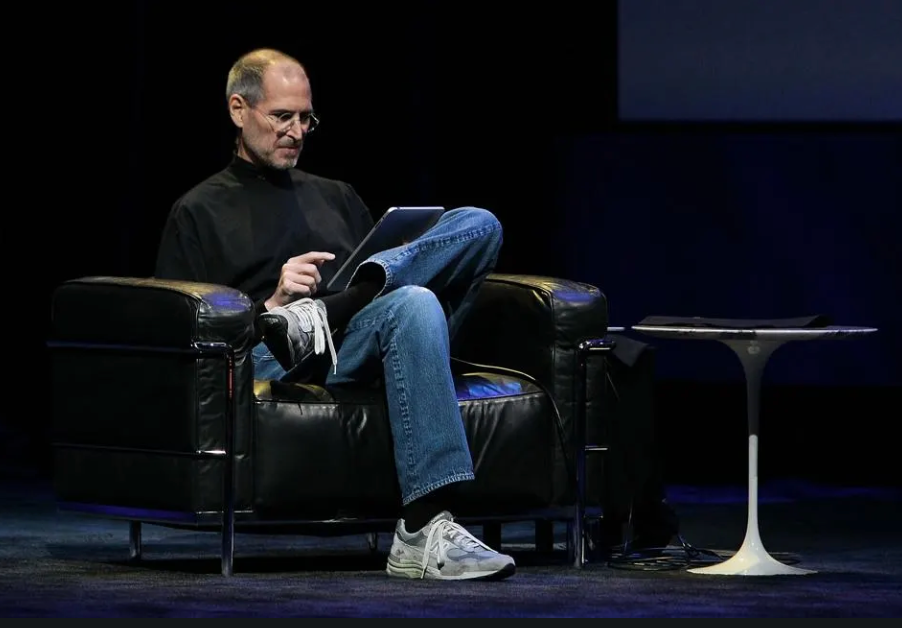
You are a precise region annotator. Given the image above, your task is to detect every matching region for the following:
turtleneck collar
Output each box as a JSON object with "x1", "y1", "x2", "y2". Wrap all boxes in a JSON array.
[{"x1": 227, "y1": 153, "x2": 295, "y2": 188}]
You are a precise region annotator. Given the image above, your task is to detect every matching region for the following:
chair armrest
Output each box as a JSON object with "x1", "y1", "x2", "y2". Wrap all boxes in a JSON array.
[
  {"x1": 50, "y1": 276, "x2": 257, "y2": 351},
  {"x1": 49, "y1": 276, "x2": 259, "y2": 513},
  {"x1": 452, "y1": 273, "x2": 609, "y2": 385},
  {"x1": 452, "y1": 272, "x2": 609, "y2": 493}
]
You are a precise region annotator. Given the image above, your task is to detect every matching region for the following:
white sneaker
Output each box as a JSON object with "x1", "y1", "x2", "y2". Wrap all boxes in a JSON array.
[
  {"x1": 386, "y1": 511, "x2": 516, "y2": 580},
  {"x1": 259, "y1": 298, "x2": 338, "y2": 372}
]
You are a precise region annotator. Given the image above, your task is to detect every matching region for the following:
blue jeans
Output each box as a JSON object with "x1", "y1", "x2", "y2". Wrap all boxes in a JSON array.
[{"x1": 251, "y1": 207, "x2": 504, "y2": 505}]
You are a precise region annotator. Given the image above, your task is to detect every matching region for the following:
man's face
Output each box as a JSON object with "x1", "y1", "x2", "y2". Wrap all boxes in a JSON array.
[{"x1": 233, "y1": 64, "x2": 315, "y2": 170}]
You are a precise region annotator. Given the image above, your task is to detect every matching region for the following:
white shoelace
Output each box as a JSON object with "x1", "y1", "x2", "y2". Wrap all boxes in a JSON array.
[
  {"x1": 293, "y1": 300, "x2": 338, "y2": 373},
  {"x1": 420, "y1": 518, "x2": 493, "y2": 578}
]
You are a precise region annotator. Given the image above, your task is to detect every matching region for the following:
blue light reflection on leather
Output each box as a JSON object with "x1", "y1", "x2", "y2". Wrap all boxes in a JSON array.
[
  {"x1": 204, "y1": 292, "x2": 253, "y2": 311},
  {"x1": 455, "y1": 376, "x2": 523, "y2": 401}
]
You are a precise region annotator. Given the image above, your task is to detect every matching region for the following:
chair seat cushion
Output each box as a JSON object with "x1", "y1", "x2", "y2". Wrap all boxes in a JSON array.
[{"x1": 251, "y1": 370, "x2": 557, "y2": 519}]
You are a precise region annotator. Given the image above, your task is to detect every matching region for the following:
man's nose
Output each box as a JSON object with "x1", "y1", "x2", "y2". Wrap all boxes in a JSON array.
[{"x1": 284, "y1": 123, "x2": 305, "y2": 141}]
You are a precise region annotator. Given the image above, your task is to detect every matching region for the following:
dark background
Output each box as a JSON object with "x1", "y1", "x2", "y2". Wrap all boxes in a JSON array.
[{"x1": 6, "y1": 0, "x2": 899, "y2": 486}]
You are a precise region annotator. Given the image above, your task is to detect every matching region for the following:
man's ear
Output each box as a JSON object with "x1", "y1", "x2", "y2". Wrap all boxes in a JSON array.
[{"x1": 228, "y1": 95, "x2": 246, "y2": 128}]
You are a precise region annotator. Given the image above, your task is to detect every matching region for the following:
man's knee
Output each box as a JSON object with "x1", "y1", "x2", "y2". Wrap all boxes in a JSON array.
[
  {"x1": 449, "y1": 206, "x2": 503, "y2": 234},
  {"x1": 387, "y1": 286, "x2": 447, "y2": 332}
]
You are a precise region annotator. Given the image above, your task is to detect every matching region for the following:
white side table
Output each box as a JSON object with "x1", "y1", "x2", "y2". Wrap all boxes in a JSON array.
[{"x1": 631, "y1": 323, "x2": 878, "y2": 576}]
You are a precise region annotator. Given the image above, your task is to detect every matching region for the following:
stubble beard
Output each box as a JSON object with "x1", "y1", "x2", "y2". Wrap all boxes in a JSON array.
[{"x1": 268, "y1": 144, "x2": 302, "y2": 170}]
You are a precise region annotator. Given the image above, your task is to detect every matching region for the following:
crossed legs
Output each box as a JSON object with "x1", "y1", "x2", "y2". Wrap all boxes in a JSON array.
[{"x1": 252, "y1": 207, "x2": 513, "y2": 579}]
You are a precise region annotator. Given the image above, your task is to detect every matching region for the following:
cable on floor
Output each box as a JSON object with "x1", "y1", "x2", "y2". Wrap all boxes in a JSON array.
[{"x1": 603, "y1": 533, "x2": 801, "y2": 572}]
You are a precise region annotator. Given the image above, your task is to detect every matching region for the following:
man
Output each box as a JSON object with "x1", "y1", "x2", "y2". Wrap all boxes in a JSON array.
[{"x1": 153, "y1": 48, "x2": 514, "y2": 581}]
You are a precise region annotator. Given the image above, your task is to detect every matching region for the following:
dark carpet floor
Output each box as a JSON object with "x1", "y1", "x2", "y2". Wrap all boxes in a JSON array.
[{"x1": 1, "y1": 471, "x2": 899, "y2": 617}]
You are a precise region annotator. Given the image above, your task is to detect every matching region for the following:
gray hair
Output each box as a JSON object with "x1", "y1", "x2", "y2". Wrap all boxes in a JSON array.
[{"x1": 226, "y1": 48, "x2": 306, "y2": 107}]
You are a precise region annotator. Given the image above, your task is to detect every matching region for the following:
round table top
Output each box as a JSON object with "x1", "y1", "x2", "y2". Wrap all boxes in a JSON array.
[{"x1": 631, "y1": 324, "x2": 878, "y2": 341}]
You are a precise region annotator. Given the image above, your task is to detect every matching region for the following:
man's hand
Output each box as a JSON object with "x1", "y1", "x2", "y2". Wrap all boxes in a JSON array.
[{"x1": 265, "y1": 251, "x2": 335, "y2": 310}]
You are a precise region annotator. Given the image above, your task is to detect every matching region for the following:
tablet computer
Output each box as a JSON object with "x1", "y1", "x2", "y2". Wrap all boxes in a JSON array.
[{"x1": 326, "y1": 206, "x2": 445, "y2": 291}]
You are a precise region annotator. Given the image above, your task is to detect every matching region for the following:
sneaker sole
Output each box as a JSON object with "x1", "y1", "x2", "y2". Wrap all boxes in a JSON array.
[
  {"x1": 386, "y1": 558, "x2": 516, "y2": 581},
  {"x1": 258, "y1": 314, "x2": 295, "y2": 371},
  {"x1": 258, "y1": 313, "x2": 315, "y2": 371}
]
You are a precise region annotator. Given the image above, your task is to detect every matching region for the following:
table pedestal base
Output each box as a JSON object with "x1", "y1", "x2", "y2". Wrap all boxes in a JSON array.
[
  {"x1": 688, "y1": 448, "x2": 815, "y2": 576},
  {"x1": 688, "y1": 550, "x2": 815, "y2": 576},
  {"x1": 687, "y1": 338, "x2": 817, "y2": 577}
]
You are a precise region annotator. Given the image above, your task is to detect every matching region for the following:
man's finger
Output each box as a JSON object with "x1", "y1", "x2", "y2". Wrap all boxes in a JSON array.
[
  {"x1": 294, "y1": 277, "x2": 316, "y2": 296},
  {"x1": 292, "y1": 251, "x2": 336, "y2": 264}
]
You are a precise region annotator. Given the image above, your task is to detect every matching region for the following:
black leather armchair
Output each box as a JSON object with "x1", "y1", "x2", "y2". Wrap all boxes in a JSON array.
[{"x1": 48, "y1": 273, "x2": 614, "y2": 575}]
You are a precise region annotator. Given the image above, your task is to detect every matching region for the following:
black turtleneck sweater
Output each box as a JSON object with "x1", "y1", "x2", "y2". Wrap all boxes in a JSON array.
[{"x1": 154, "y1": 155, "x2": 375, "y2": 315}]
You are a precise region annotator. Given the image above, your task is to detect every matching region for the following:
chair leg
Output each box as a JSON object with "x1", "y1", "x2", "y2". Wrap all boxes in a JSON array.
[
  {"x1": 573, "y1": 336, "x2": 616, "y2": 567},
  {"x1": 569, "y1": 516, "x2": 586, "y2": 567},
  {"x1": 221, "y1": 516, "x2": 235, "y2": 577},
  {"x1": 128, "y1": 521, "x2": 142, "y2": 561}
]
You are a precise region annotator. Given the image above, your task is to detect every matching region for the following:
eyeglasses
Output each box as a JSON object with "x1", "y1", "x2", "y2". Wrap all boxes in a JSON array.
[{"x1": 255, "y1": 108, "x2": 320, "y2": 134}]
